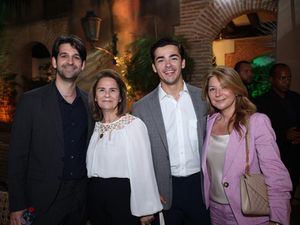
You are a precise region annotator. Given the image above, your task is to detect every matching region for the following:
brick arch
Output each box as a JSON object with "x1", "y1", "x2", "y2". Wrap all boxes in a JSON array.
[
  {"x1": 175, "y1": 0, "x2": 278, "y2": 86},
  {"x1": 193, "y1": 0, "x2": 277, "y2": 41}
]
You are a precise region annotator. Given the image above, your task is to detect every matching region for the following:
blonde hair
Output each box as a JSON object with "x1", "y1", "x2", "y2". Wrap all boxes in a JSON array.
[{"x1": 202, "y1": 66, "x2": 256, "y2": 136}]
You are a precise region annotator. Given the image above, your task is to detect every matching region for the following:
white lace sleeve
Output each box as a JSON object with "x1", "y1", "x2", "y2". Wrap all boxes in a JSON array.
[{"x1": 126, "y1": 117, "x2": 163, "y2": 216}]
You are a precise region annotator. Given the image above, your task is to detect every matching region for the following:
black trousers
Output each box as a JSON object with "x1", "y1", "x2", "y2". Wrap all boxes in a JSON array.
[
  {"x1": 283, "y1": 146, "x2": 300, "y2": 198},
  {"x1": 32, "y1": 178, "x2": 87, "y2": 225},
  {"x1": 154, "y1": 172, "x2": 210, "y2": 225},
  {"x1": 87, "y1": 177, "x2": 140, "y2": 225}
]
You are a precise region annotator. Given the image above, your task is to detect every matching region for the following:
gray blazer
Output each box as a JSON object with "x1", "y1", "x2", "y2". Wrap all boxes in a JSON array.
[{"x1": 132, "y1": 83, "x2": 207, "y2": 209}]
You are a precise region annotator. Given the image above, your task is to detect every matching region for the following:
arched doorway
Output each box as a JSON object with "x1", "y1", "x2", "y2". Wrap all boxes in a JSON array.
[
  {"x1": 175, "y1": 0, "x2": 277, "y2": 87},
  {"x1": 21, "y1": 42, "x2": 53, "y2": 91},
  {"x1": 32, "y1": 42, "x2": 51, "y2": 81},
  {"x1": 212, "y1": 10, "x2": 277, "y2": 98}
]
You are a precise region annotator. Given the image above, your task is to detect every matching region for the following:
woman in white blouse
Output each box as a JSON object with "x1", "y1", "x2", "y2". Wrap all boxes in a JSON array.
[{"x1": 86, "y1": 69, "x2": 162, "y2": 225}]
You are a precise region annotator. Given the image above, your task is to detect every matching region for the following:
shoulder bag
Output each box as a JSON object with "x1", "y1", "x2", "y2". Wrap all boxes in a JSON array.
[{"x1": 240, "y1": 128, "x2": 270, "y2": 216}]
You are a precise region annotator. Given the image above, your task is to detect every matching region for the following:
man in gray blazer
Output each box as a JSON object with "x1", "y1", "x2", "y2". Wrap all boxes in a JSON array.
[
  {"x1": 8, "y1": 35, "x2": 93, "y2": 225},
  {"x1": 132, "y1": 38, "x2": 209, "y2": 225}
]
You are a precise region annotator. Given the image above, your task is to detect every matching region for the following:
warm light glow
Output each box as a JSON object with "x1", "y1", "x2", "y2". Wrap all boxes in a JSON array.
[
  {"x1": 112, "y1": 0, "x2": 140, "y2": 54},
  {"x1": 0, "y1": 98, "x2": 13, "y2": 123},
  {"x1": 114, "y1": 54, "x2": 134, "y2": 101},
  {"x1": 212, "y1": 39, "x2": 235, "y2": 66},
  {"x1": 0, "y1": 79, "x2": 14, "y2": 123}
]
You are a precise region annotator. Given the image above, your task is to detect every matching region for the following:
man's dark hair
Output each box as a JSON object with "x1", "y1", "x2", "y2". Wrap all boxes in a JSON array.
[
  {"x1": 52, "y1": 35, "x2": 87, "y2": 61},
  {"x1": 234, "y1": 60, "x2": 251, "y2": 73},
  {"x1": 150, "y1": 37, "x2": 185, "y2": 63},
  {"x1": 269, "y1": 63, "x2": 290, "y2": 77}
]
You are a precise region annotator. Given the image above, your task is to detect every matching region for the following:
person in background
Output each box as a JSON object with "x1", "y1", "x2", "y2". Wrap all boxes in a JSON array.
[
  {"x1": 8, "y1": 35, "x2": 93, "y2": 225},
  {"x1": 202, "y1": 66, "x2": 292, "y2": 225},
  {"x1": 234, "y1": 60, "x2": 253, "y2": 86},
  {"x1": 132, "y1": 38, "x2": 210, "y2": 225},
  {"x1": 86, "y1": 69, "x2": 162, "y2": 225},
  {"x1": 255, "y1": 63, "x2": 300, "y2": 198}
]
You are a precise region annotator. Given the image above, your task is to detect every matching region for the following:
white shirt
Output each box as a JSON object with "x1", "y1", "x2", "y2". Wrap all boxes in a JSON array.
[
  {"x1": 159, "y1": 82, "x2": 200, "y2": 177},
  {"x1": 86, "y1": 114, "x2": 162, "y2": 216}
]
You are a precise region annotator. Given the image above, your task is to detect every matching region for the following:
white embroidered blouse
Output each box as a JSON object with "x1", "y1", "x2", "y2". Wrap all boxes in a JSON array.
[{"x1": 86, "y1": 114, "x2": 163, "y2": 216}]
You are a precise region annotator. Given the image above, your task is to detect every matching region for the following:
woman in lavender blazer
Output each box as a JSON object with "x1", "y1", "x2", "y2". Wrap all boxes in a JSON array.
[{"x1": 201, "y1": 66, "x2": 292, "y2": 225}]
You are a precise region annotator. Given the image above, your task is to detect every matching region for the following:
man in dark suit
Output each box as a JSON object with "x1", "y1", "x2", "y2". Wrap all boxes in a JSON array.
[
  {"x1": 8, "y1": 35, "x2": 93, "y2": 225},
  {"x1": 234, "y1": 60, "x2": 253, "y2": 86},
  {"x1": 255, "y1": 63, "x2": 300, "y2": 199},
  {"x1": 132, "y1": 38, "x2": 210, "y2": 225}
]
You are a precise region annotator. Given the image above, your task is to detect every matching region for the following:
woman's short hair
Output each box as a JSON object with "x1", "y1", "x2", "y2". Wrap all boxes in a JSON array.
[
  {"x1": 89, "y1": 69, "x2": 127, "y2": 121},
  {"x1": 202, "y1": 66, "x2": 256, "y2": 136}
]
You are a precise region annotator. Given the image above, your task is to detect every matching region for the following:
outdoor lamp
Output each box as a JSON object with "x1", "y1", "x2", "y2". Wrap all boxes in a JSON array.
[{"x1": 81, "y1": 11, "x2": 117, "y2": 63}]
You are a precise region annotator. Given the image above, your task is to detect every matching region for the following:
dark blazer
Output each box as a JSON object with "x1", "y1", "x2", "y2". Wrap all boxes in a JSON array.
[
  {"x1": 132, "y1": 84, "x2": 207, "y2": 209},
  {"x1": 8, "y1": 82, "x2": 93, "y2": 213}
]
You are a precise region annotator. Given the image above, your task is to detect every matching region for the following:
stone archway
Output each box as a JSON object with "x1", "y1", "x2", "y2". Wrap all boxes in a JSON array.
[
  {"x1": 2, "y1": 18, "x2": 69, "y2": 96},
  {"x1": 175, "y1": 0, "x2": 277, "y2": 86}
]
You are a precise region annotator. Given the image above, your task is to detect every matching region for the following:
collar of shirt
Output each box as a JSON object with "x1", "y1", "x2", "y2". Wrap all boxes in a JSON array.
[
  {"x1": 158, "y1": 82, "x2": 189, "y2": 102},
  {"x1": 56, "y1": 85, "x2": 81, "y2": 104}
]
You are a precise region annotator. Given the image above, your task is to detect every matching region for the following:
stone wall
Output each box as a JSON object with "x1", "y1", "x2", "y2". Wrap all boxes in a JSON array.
[{"x1": 2, "y1": 18, "x2": 69, "y2": 84}]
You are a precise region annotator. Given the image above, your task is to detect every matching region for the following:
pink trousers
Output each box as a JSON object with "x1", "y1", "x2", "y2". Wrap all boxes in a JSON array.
[
  {"x1": 209, "y1": 200, "x2": 269, "y2": 225},
  {"x1": 209, "y1": 200, "x2": 238, "y2": 225}
]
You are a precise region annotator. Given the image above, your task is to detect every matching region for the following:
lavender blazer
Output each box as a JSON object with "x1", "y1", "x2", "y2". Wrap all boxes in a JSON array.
[{"x1": 202, "y1": 112, "x2": 292, "y2": 225}]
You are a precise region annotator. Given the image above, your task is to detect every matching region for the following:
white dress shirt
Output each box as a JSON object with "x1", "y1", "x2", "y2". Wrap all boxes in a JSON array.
[
  {"x1": 159, "y1": 82, "x2": 200, "y2": 177},
  {"x1": 86, "y1": 114, "x2": 162, "y2": 216}
]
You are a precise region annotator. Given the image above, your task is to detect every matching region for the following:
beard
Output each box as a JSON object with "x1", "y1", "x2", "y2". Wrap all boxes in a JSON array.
[{"x1": 56, "y1": 65, "x2": 81, "y2": 82}]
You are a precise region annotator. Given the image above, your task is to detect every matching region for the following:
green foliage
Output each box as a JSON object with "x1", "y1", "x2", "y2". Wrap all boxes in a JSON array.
[
  {"x1": 124, "y1": 37, "x2": 158, "y2": 97},
  {"x1": 124, "y1": 37, "x2": 194, "y2": 97},
  {"x1": 248, "y1": 54, "x2": 275, "y2": 98}
]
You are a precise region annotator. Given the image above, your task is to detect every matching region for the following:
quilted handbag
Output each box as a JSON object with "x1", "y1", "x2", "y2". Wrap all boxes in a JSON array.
[{"x1": 240, "y1": 129, "x2": 270, "y2": 216}]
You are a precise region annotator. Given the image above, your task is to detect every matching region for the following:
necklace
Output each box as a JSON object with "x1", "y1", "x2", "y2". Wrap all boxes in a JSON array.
[{"x1": 97, "y1": 114, "x2": 135, "y2": 140}]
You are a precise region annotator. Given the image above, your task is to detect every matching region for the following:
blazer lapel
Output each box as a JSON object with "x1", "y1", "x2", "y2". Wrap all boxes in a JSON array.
[
  {"x1": 44, "y1": 82, "x2": 64, "y2": 149},
  {"x1": 78, "y1": 89, "x2": 94, "y2": 145},
  {"x1": 188, "y1": 86, "x2": 202, "y2": 122},
  {"x1": 148, "y1": 88, "x2": 169, "y2": 153},
  {"x1": 187, "y1": 84, "x2": 206, "y2": 154},
  {"x1": 202, "y1": 114, "x2": 217, "y2": 172},
  {"x1": 223, "y1": 128, "x2": 246, "y2": 176}
]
